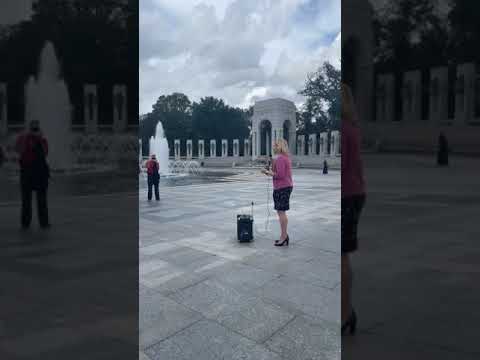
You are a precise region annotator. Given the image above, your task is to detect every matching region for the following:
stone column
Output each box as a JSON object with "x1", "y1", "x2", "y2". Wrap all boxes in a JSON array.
[
  {"x1": 244, "y1": 139, "x2": 250, "y2": 158},
  {"x1": 221, "y1": 139, "x2": 228, "y2": 157},
  {"x1": 320, "y1": 132, "x2": 328, "y2": 156},
  {"x1": 0, "y1": 83, "x2": 7, "y2": 137},
  {"x1": 430, "y1": 67, "x2": 448, "y2": 123},
  {"x1": 186, "y1": 139, "x2": 192, "y2": 159},
  {"x1": 84, "y1": 84, "x2": 98, "y2": 133},
  {"x1": 233, "y1": 139, "x2": 239, "y2": 157},
  {"x1": 297, "y1": 135, "x2": 305, "y2": 156},
  {"x1": 331, "y1": 131, "x2": 340, "y2": 155},
  {"x1": 402, "y1": 70, "x2": 421, "y2": 123},
  {"x1": 113, "y1": 84, "x2": 127, "y2": 132},
  {"x1": 174, "y1": 139, "x2": 180, "y2": 159},
  {"x1": 198, "y1": 140, "x2": 205, "y2": 159},
  {"x1": 376, "y1": 74, "x2": 395, "y2": 122},
  {"x1": 308, "y1": 134, "x2": 316, "y2": 156},
  {"x1": 456, "y1": 63, "x2": 475, "y2": 124},
  {"x1": 210, "y1": 140, "x2": 216, "y2": 157}
]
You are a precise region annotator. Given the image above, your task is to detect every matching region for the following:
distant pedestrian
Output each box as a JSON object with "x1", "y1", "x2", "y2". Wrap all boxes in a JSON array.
[
  {"x1": 146, "y1": 154, "x2": 160, "y2": 201},
  {"x1": 437, "y1": 132, "x2": 449, "y2": 166},
  {"x1": 15, "y1": 120, "x2": 50, "y2": 229},
  {"x1": 323, "y1": 160, "x2": 328, "y2": 174}
]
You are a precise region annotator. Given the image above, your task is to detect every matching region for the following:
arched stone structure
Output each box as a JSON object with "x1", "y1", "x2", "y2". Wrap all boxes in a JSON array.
[{"x1": 251, "y1": 98, "x2": 297, "y2": 159}]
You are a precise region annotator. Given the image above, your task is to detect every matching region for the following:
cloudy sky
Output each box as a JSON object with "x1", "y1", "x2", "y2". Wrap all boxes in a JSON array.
[{"x1": 140, "y1": 0, "x2": 340, "y2": 114}]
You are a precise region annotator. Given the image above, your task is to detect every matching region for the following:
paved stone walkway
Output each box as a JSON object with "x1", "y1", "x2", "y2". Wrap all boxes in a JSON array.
[
  {"x1": 342, "y1": 154, "x2": 480, "y2": 360},
  {"x1": 139, "y1": 169, "x2": 341, "y2": 360}
]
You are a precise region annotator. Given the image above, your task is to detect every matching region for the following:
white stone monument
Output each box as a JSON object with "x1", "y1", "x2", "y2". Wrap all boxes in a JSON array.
[
  {"x1": 376, "y1": 74, "x2": 395, "y2": 123},
  {"x1": 244, "y1": 139, "x2": 250, "y2": 158},
  {"x1": 456, "y1": 63, "x2": 475, "y2": 124},
  {"x1": 319, "y1": 132, "x2": 328, "y2": 157},
  {"x1": 113, "y1": 84, "x2": 127, "y2": 132},
  {"x1": 251, "y1": 98, "x2": 296, "y2": 159},
  {"x1": 198, "y1": 140, "x2": 205, "y2": 159},
  {"x1": 174, "y1": 139, "x2": 180, "y2": 159},
  {"x1": 331, "y1": 131, "x2": 340, "y2": 155},
  {"x1": 221, "y1": 139, "x2": 228, "y2": 157},
  {"x1": 233, "y1": 139, "x2": 239, "y2": 157},
  {"x1": 210, "y1": 139, "x2": 216, "y2": 157},
  {"x1": 0, "y1": 83, "x2": 7, "y2": 137},
  {"x1": 402, "y1": 70, "x2": 421, "y2": 123},
  {"x1": 297, "y1": 135, "x2": 305, "y2": 156},
  {"x1": 84, "y1": 84, "x2": 98, "y2": 133},
  {"x1": 186, "y1": 139, "x2": 192, "y2": 159},
  {"x1": 308, "y1": 134, "x2": 316, "y2": 156},
  {"x1": 430, "y1": 67, "x2": 448, "y2": 123}
]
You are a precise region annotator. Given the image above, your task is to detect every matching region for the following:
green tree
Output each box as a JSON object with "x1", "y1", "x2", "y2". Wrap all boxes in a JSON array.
[
  {"x1": 151, "y1": 93, "x2": 192, "y2": 147},
  {"x1": 374, "y1": 0, "x2": 448, "y2": 70},
  {"x1": 191, "y1": 97, "x2": 249, "y2": 153},
  {"x1": 298, "y1": 62, "x2": 341, "y2": 132}
]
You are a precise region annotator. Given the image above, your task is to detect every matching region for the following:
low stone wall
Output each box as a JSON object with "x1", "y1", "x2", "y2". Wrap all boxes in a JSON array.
[
  {"x1": 196, "y1": 155, "x2": 341, "y2": 169},
  {"x1": 362, "y1": 123, "x2": 480, "y2": 155}
]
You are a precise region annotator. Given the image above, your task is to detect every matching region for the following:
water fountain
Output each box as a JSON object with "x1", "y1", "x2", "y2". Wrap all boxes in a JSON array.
[
  {"x1": 149, "y1": 121, "x2": 170, "y2": 175},
  {"x1": 25, "y1": 41, "x2": 72, "y2": 170}
]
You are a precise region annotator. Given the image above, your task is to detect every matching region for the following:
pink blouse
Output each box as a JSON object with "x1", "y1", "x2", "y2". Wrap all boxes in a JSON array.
[
  {"x1": 272, "y1": 154, "x2": 293, "y2": 190},
  {"x1": 341, "y1": 120, "x2": 366, "y2": 197}
]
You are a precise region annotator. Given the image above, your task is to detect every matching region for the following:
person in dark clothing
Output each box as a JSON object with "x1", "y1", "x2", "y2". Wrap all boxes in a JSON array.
[
  {"x1": 323, "y1": 160, "x2": 328, "y2": 174},
  {"x1": 146, "y1": 154, "x2": 160, "y2": 201},
  {"x1": 15, "y1": 120, "x2": 50, "y2": 229},
  {"x1": 437, "y1": 132, "x2": 449, "y2": 166}
]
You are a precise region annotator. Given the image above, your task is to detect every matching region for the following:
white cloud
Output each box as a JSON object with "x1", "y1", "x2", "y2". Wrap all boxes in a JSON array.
[{"x1": 140, "y1": 0, "x2": 340, "y2": 113}]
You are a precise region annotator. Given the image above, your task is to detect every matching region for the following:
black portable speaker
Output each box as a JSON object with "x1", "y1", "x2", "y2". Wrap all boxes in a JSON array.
[{"x1": 237, "y1": 203, "x2": 254, "y2": 242}]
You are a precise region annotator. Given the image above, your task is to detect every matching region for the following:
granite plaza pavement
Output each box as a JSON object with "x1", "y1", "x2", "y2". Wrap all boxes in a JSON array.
[
  {"x1": 139, "y1": 168, "x2": 341, "y2": 360},
  {"x1": 342, "y1": 154, "x2": 480, "y2": 360}
]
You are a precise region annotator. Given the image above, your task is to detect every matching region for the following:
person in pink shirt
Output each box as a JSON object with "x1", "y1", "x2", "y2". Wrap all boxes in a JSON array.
[
  {"x1": 262, "y1": 139, "x2": 293, "y2": 246},
  {"x1": 341, "y1": 83, "x2": 366, "y2": 335}
]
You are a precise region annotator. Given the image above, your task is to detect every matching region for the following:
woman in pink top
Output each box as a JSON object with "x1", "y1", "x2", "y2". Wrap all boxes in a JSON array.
[
  {"x1": 341, "y1": 83, "x2": 366, "y2": 336},
  {"x1": 262, "y1": 139, "x2": 293, "y2": 246}
]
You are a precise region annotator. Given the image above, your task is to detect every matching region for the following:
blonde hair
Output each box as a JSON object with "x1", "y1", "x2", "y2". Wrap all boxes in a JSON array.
[
  {"x1": 273, "y1": 139, "x2": 289, "y2": 155},
  {"x1": 342, "y1": 83, "x2": 357, "y2": 125}
]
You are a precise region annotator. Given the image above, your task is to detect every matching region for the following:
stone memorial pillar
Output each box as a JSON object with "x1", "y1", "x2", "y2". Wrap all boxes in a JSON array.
[
  {"x1": 198, "y1": 140, "x2": 205, "y2": 159},
  {"x1": 186, "y1": 139, "x2": 192, "y2": 159},
  {"x1": 244, "y1": 139, "x2": 250, "y2": 158},
  {"x1": 233, "y1": 139, "x2": 239, "y2": 157},
  {"x1": 297, "y1": 135, "x2": 305, "y2": 156},
  {"x1": 210, "y1": 139, "x2": 216, "y2": 157},
  {"x1": 84, "y1": 84, "x2": 98, "y2": 133},
  {"x1": 402, "y1": 70, "x2": 421, "y2": 123},
  {"x1": 430, "y1": 67, "x2": 448, "y2": 123},
  {"x1": 331, "y1": 131, "x2": 340, "y2": 155},
  {"x1": 0, "y1": 83, "x2": 7, "y2": 137},
  {"x1": 174, "y1": 139, "x2": 180, "y2": 159},
  {"x1": 308, "y1": 134, "x2": 316, "y2": 156},
  {"x1": 113, "y1": 84, "x2": 127, "y2": 132},
  {"x1": 456, "y1": 63, "x2": 475, "y2": 124},
  {"x1": 221, "y1": 139, "x2": 228, "y2": 157},
  {"x1": 320, "y1": 132, "x2": 328, "y2": 157},
  {"x1": 376, "y1": 74, "x2": 395, "y2": 123}
]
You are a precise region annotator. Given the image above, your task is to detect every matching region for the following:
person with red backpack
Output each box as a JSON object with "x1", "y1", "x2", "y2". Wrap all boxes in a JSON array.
[
  {"x1": 15, "y1": 120, "x2": 50, "y2": 229},
  {"x1": 146, "y1": 154, "x2": 160, "y2": 201}
]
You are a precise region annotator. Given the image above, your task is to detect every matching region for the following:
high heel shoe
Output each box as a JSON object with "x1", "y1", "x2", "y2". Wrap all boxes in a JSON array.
[
  {"x1": 341, "y1": 309, "x2": 357, "y2": 335},
  {"x1": 274, "y1": 235, "x2": 289, "y2": 246}
]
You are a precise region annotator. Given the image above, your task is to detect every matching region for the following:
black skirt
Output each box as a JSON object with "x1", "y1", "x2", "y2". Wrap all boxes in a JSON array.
[
  {"x1": 341, "y1": 194, "x2": 365, "y2": 253},
  {"x1": 273, "y1": 186, "x2": 293, "y2": 211}
]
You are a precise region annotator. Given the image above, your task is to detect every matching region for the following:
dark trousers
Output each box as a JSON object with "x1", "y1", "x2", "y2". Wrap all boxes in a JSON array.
[
  {"x1": 21, "y1": 174, "x2": 49, "y2": 227},
  {"x1": 147, "y1": 175, "x2": 160, "y2": 200}
]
